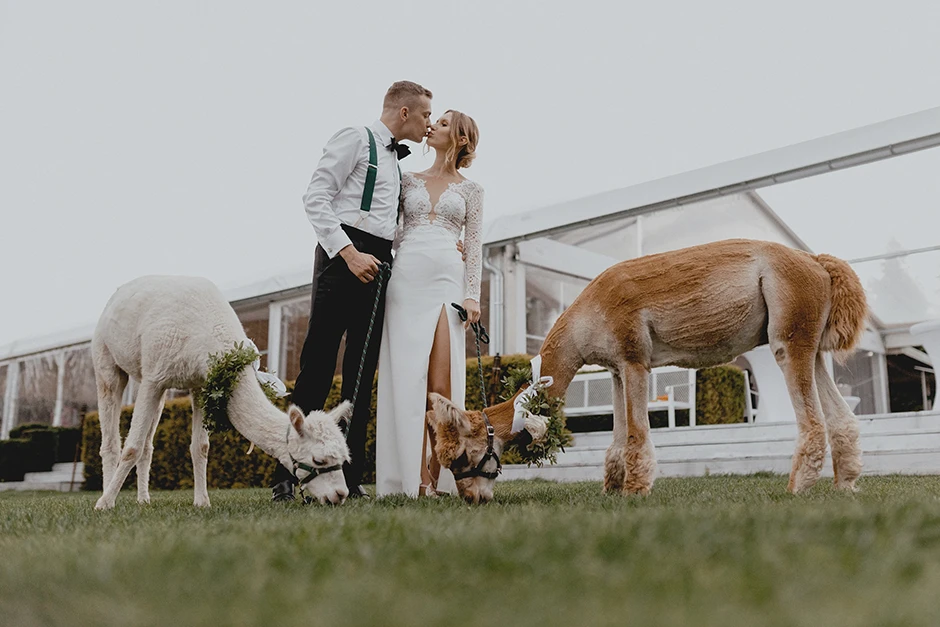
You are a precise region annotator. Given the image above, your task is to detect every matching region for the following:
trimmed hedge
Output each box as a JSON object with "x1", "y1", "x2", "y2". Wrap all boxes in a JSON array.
[
  {"x1": 9, "y1": 424, "x2": 83, "y2": 463},
  {"x1": 78, "y1": 357, "x2": 745, "y2": 491},
  {"x1": 81, "y1": 355, "x2": 534, "y2": 491},
  {"x1": 22, "y1": 429, "x2": 57, "y2": 473},
  {"x1": 694, "y1": 365, "x2": 747, "y2": 425},
  {"x1": 82, "y1": 375, "x2": 372, "y2": 491},
  {"x1": 0, "y1": 439, "x2": 31, "y2": 482},
  {"x1": 563, "y1": 365, "x2": 748, "y2": 432},
  {"x1": 83, "y1": 398, "x2": 279, "y2": 492},
  {"x1": 0, "y1": 424, "x2": 82, "y2": 481}
]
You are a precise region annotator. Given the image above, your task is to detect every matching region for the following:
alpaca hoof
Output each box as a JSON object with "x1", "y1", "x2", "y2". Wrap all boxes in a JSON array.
[
  {"x1": 603, "y1": 448, "x2": 627, "y2": 494},
  {"x1": 138, "y1": 495, "x2": 151, "y2": 505},
  {"x1": 623, "y1": 485, "x2": 651, "y2": 497},
  {"x1": 95, "y1": 496, "x2": 114, "y2": 511},
  {"x1": 834, "y1": 479, "x2": 859, "y2": 493},
  {"x1": 787, "y1": 472, "x2": 820, "y2": 494},
  {"x1": 194, "y1": 495, "x2": 211, "y2": 508}
]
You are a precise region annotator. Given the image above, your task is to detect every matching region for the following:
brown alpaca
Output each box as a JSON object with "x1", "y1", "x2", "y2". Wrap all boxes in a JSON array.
[{"x1": 428, "y1": 239, "x2": 868, "y2": 501}]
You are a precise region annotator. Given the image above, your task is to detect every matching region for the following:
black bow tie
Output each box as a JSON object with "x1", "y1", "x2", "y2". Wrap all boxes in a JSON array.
[{"x1": 387, "y1": 138, "x2": 411, "y2": 160}]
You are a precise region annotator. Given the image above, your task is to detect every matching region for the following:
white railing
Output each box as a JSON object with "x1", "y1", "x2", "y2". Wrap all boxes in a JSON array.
[{"x1": 564, "y1": 366, "x2": 698, "y2": 427}]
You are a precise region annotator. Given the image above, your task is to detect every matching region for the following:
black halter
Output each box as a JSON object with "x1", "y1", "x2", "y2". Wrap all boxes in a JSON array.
[
  {"x1": 450, "y1": 411, "x2": 502, "y2": 480},
  {"x1": 286, "y1": 424, "x2": 343, "y2": 498}
]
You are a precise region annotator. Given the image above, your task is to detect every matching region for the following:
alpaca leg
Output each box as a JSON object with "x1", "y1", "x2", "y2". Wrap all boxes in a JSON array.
[
  {"x1": 95, "y1": 382, "x2": 165, "y2": 510},
  {"x1": 135, "y1": 392, "x2": 166, "y2": 505},
  {"x1": 603, "y1": 366, "x2": 627, "y2": 494},
  {"x1": 774, "y1": 345, "x2": 827, "y2": 494},
  {"x1": 94, "y1": 350, "x2": 128, "y2": 491},
  {"x1": 815, "y1": 353, "x2": 862, "y2": 491},
  {"x1": 190, "y1": 393, "x2": 211, "y2": 507},
  {"x1": 622, "y1": 363, "x2": 656, "y2": 495}
]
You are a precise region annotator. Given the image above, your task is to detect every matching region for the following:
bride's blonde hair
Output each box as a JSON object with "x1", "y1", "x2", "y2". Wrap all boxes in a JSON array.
[{"x1": 443, "y1": 110, "x2": 479, "y2": 169}]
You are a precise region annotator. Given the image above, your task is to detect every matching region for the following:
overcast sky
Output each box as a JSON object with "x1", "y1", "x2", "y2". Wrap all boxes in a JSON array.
[{"x1": 2, "y1": 0, "x2": 940, "y2": 348}]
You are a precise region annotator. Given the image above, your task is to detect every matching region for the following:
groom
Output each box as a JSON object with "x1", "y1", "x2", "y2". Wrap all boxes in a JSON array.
[{"x1": 271, "y1": 81, "x2": 434, "y2": 501}]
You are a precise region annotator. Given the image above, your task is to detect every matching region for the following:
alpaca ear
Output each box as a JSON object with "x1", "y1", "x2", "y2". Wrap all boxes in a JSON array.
[
  {"x1": 287, "y1": 405, "x2": 306, "y2": 436},
  {"x1": 329, "y1": 401, "x2": 354, "y2": 425},
  {"x1": 429, "y1": 393, "x2": 471, "y2": 437}
]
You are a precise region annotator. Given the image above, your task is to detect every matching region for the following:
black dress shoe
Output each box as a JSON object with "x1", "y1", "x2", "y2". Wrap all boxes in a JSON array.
[
  {"x1": 271, "y1": 479, "x2": 296, "y2": 502},
  {"x1": 347, "y1": 485, "x2": 371, "y2": 499}
]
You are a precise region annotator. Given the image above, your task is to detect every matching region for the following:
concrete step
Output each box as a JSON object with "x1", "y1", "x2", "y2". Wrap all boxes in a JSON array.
[
  {"x1": 23, "y1": 462, "x2": 84, "y2": 484},
  {"x1": 561, "y1": 429, "x2": 940, "y2": 464},
  {"x1": 570, "y1": 410, "x2": 940, "y2": 449},
  {"x1": 503, "y1": 447, "x2": 940, "y2": 482},
  {"x1": 0, "y1": 480, "x2": 81, "y2": 492}
]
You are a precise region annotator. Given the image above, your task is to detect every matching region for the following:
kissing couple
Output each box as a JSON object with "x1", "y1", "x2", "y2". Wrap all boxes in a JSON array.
[{"x1": 273, "y1": 80, "x2": 484, "y2": 501}]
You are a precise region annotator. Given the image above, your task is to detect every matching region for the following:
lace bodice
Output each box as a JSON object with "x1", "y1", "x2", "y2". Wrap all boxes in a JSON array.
[{"x1": 398, "y1": 172, "x2": 485, "y2": 301}]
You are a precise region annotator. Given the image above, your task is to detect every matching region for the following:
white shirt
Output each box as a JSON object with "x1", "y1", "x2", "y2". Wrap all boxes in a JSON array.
[{"x1": 302, "y1": 120, "x2": 402, "y2": 258}]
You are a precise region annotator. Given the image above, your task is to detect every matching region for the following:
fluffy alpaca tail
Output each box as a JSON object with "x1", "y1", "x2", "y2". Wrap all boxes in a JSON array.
[{"x1": 815, "y1": 253, "x2": 868, "y2": 353}]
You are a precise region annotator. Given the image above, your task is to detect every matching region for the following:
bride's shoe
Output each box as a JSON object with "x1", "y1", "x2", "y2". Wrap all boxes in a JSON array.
[{"x1": 418, "y1": 483, "x2": 439, "y2": 498}]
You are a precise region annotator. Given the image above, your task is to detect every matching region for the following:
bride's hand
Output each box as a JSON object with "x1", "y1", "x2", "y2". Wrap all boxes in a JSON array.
[
  {"x1": 456, "y1": 240, "x2": 466, "y2": 261},
  {"x1": 462, "y1": 299, "x2": 481, "y2": 329}
]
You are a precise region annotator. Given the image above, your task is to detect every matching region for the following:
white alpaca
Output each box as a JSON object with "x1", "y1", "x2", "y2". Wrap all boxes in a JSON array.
[{"x1": 91, "y1": 275, "x2": 351, "y2": 510}]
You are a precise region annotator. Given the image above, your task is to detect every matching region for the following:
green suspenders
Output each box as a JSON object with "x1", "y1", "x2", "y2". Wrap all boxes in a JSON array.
[
  {"x1": 361, "y1": 128, "x2": 379, "y2": 213},
  {"x1": 360, "y1": 127, "x2": 402, "y2": 219}
]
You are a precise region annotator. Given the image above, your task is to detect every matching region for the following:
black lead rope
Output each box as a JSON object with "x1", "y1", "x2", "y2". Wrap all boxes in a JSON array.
[
  {"x1": 293, "y1": 261, "x2": 390, "y2": 504},
  {"x1": 450, "y1": 303, "x2": 501, "y2": 481},
  {"x1": 342, "y1": 261, "x2": 392, "y2": 439}
]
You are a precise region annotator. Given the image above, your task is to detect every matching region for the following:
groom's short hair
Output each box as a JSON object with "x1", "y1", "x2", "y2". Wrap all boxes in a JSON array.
[{"x1": 384, "y1": 81, "x2": 433, "y2": 111}]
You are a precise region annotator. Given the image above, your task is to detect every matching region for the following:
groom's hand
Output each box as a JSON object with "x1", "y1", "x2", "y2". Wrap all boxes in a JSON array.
[{"x1": 339, "y1": 245, "x2": 381, "y2": 283}]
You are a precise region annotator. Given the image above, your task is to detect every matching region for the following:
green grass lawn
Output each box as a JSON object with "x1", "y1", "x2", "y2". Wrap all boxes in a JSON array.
[{"x1": 3, "y1": 476, "x2": 940, "y2": 627}]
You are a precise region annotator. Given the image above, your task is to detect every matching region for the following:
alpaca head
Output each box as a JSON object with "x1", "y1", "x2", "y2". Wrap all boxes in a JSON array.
[
  {"x1": 428, "y1": 393, "x2": 546, "y2": 504},
  {"x1": 285, "y1": 401, "x2": 352, "y2": 505}
]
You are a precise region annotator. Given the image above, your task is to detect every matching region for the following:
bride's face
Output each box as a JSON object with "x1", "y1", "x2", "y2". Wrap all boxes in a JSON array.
[{"x1": 426, "y1": 112, "x2": 461, "y2": 151}]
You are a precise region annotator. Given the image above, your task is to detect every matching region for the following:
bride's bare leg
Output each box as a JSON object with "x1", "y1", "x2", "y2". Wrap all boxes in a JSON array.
[{"x1": 421, "y1": 306, "x2": 451, "y2": 495}]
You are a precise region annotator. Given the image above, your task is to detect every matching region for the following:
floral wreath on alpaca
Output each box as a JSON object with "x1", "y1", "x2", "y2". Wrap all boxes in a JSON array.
[
  {"x1": 198, "y1": 341, "x2": 286, "y2": 434},
  {"x1": 499, "y1": 363, "x2": 572, "y2": 467}
]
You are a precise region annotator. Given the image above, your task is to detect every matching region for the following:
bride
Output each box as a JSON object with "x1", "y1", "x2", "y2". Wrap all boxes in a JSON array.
[{"x1": 376, "y1": 110, "x2": 483, "y2": 498}]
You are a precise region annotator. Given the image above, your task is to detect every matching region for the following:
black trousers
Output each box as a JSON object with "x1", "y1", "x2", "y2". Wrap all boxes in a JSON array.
[{"x1": 275, "y1": 224, "x2": 393, "y2": 489}]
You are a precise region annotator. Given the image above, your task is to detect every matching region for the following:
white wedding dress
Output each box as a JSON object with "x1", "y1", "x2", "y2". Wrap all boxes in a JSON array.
[{"x1": 376, "y1": 172, "x2": 484, "y2": 497}]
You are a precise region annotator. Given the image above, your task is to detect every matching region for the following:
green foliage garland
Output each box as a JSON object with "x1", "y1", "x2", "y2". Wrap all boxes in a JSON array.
[
  {"x1": 499, "y1": 364, "x2": 572, "y2": 467},
  {"x1": 198, "y1": 342, "x2": 280, "y2": 434}
]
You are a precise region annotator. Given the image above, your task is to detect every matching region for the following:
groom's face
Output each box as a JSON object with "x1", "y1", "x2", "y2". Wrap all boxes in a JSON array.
[{"x1": 400, "y1": 96, "x2": 433, "y2": 143}]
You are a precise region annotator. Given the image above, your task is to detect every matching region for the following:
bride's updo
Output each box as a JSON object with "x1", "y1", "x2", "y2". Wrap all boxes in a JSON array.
[{"x1": 444, "y1": 110, "x2": 479, "y2": 169}]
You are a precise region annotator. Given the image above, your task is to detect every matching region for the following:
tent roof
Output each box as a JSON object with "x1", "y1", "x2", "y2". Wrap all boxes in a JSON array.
[{"x1": 484, "y1": 106, "x2": 940, "y2": 246}]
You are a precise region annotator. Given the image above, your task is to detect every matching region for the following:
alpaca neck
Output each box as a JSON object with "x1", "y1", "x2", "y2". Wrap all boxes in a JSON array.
[
  {"x1": 535, "y1": 310, "x2": 585, "y2": 398},
  {"x1": 488, "y1": 311, "x2": 584, "y2": 440},
  {"x1": 226, "y1": 370, "x2": 291, "y2": 467}
]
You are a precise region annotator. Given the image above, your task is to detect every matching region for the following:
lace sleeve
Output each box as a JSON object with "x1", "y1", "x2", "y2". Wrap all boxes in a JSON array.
[
  {"x1": 463, "y1": 182, "x2": 484, "y2": 301},
  {"x1": 392, "y1": 173, "x2": 411, "y2": 256}
]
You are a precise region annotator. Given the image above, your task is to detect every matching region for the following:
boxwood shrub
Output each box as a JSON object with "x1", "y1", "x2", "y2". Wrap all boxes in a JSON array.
[
  {"x1": 79, "y1": 357, "x2": 745, "y2": 491},
  {"x1": 0, "y1": 439, "x2": 31, "y2": 482}
]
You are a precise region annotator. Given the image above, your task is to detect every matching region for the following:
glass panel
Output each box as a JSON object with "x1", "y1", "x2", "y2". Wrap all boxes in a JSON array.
[
  {"x1": 280, "y1": 300, "x2": 312, "y2": 382},
  {"x1": 60, "y1": 347, "x2": 97, "y2": 427},
  {"x1": 236, "y1": 304, "x2": 270, "y2": 371},
  {"x1": 886, "y1": 354, "x2": 935, "y2": 413},
  {"x1": 525, "y1": 266, "x2": 589, "y2": 355},
  {"x1": 849, "y1": 250, "x2": 940, "y2": 327},
  {"x1": 833, "y1": 350, "x2": 877, "y2": 416},
  {"x1": 758, "y1": 147, "x2": 940, "y2": 327},
  {"x1": 16, "y1": 354, "x2": 58, "y2": 427}
]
